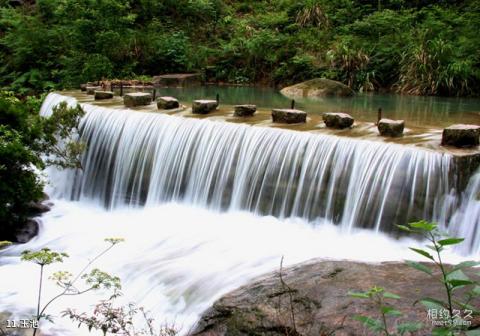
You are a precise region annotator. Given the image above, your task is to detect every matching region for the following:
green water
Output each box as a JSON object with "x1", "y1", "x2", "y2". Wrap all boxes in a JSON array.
[{"x1": 151, "y1": 86, "x2": 480, "y2": 128}]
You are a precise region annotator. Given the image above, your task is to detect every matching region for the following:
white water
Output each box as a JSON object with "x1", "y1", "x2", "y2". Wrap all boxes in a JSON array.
[{"x1": 0, "y1": 93, "x2": 479, "y2": 335}]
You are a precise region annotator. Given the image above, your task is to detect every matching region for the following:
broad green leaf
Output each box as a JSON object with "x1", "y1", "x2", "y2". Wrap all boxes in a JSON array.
[
  {"x1": 353, "y1": 315, "x2": 383, "y2": 332},
  {"x1": 383, "y1": 292, "x2": 401, "y2": 299},
  {"x1": 380, "y1": 306, "x2": 402, "y2": 316},
  {"x1": 396, "y1": 322, "x2": 423, "y2": 334},
  {"x1": 446, "y1": 269, "x2": 470, "y2": 282},
  {"x1": 419, "y1": 297, "x2": 446, "y2": 311},
  {"x1": 410, "y1": 221, "x2": 437, "y2": 231},
  {"x1": 406, "y1": 260, "x2": 433, "y2": 275},
  {"x1": 348, "y1": 291, "x2": 369, "y2": 299},
  {"x1": 448, "y1": 279, "x2": 475, "y2": 289},
  {"x1": 409, "y1": 247, "x2": 434, "y2": 260},
  {"x1": 448, "y1": 261, "x2": 480, "y2": 274},
  {"x1": 438, "y1": 238, "x2": 464, "y2": 246},
  {"x1": 397, "y1": 225, "x2": 413, "y2": 233}
]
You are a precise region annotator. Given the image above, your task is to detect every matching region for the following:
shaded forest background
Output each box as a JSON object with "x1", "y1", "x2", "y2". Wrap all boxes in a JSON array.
[{"x1": 0, "y1": 0, "x2": 480, "y2": 96}]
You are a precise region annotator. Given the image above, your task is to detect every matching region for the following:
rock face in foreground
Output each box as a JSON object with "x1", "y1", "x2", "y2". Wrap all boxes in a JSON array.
[
  {"x1": 124, "y1": 92, "x2": 152, "y2": 107},
  {"x1": 193, "y1": 100, "x2": 218, "y2": 114},
  {"x1": 190, "y1": 260, "x2": 479, "y2": 336},
  {"x1": 323, "y1": 112, "x2": 354, "y2": 129},
  {"x1": 442, "y1": 124, "x2": 480, "y2": 148},
  {"x1": 378, "y1": 118, "x2": 405, "y2": 137},
  {"x1": 272, "y1": 109, "x2": 307, "y2": 124},
  {"x1": 280, "y1": 78, "x2": 354, "y2": 98}
]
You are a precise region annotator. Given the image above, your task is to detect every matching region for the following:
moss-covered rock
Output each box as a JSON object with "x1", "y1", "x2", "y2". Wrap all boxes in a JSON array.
[
  {"x1": 378, "y1": 118, "x2": 404, "y2": 137},
  {"x1": 280, "y1": 78, "x2": 354, "y2": 98}
]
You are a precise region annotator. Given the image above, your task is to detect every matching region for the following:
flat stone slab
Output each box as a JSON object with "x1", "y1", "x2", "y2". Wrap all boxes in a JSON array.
[
  {"x1": 442, "y1": 124, "x2": 480, "y2": 148},
  {"x1": 271, "y1": 108, "x2": 307, "y2": 124},
  {"x1": 86, "y1": 86, "x2": 101, "y2": 95},
  {"x1": 378, "y1": 118, "x2": 404, "y2": 137},
  {"x1": 192, "y1": 100, "x2": 218, "y2": 114},
  {"x1": 323, "y1": 112, "x2": 354, "y2": 129},
  {"x1": 94, "y1": 91, "x2": 114, "y2": 100},
  {"x1": 234, "y1": 105, "x2": 257, "y2": 117},
  {"x1": 123, "y1": 92, "x2": 152, "y2": 107},
  {"x1": 157, "y1": 96, "x2": 179, "y2": 110}
]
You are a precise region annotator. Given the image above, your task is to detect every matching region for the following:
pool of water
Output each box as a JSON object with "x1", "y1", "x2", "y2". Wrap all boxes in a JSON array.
[{"x1": 154, "y1": 86, "x2": 480, "y2": 128}]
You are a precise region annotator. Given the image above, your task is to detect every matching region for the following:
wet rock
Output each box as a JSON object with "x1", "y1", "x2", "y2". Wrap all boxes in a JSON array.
[
  {"x1": 193, "y1": 100, "x2": 218, "y2": 114},
  {"x1": 234, "y1": 105, "x2": 257, "y2": 117},
  {"x1": 157, "y1": 96, "x2": 180, "y2": 110},
  {"x1": 80, "y1": 83, "x2": 87, "y2": 91},
  {"x1": 14, "y1": 219, "x2": 39, "y2": 244},
  {"x1": 123, "y1": 92, "x2": 152, "y2": 107},
  {"x1": 378, "y1": 118, "x2": 404, "y2": 137},
  {"x1": 86, "y1": 86, "x2": 101, "y2": 95},
  {"x1": 442, "y1": 124, "x2": 480, "y2": 148},
  {"x1": 280, "y1": 78, "x2": 354, "y2": 98},
  {"x1": 190, "y1": 260, "x2": 480, "y2": 336},
  {"x1": 94, "y1": 91, "x2": 114, "y2": 100},
  {"x1": 272, "y1": 109, "x2": 307, "y2": 124},
  {"x1": 323, "y1": 112, "x2": 354, "y2": 129},
  {"x1": 27, "y1": 201, "x2": 51, "y2": 214}
]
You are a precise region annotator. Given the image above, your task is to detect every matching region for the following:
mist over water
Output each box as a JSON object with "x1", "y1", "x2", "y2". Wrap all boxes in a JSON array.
[{"x1": 0, "y1": 93, "x2": 479, "y2": 335}]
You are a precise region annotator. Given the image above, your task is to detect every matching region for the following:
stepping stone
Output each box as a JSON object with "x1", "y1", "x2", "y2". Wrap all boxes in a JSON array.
[
  {"x1": 157, "y1": 96, "x2": 180, "y2": 110},
  {"x1": 323, "y1": 112, "x2": 354, "y2": 129},
  {"x1": 234, "y1": 105, "x2": 257, "y2": 117},
  {"x1": 271, "y1": 109, "x2": 307, "y2": 124},
  {"x1": 86, "y1": 86, "x2": 101, "y2": 95},
  {"x1": 378, "y1": 119, "x2": 404, "y2": 137},
  {"x1": 123, "y1": 92, "x2": 152, "y2": 107},
  {"x1": 442, "y1": 124, "x2": 480, "y2": 148},
  {"x1": 192, "y1": 100, "x2": 218, "y2": 114},
  {"x1": 94, "y1": 91, "x2": 114, "y2": 100},
  {"x1": 80, "y1": 84, "x2": 87, "y2": 91}
]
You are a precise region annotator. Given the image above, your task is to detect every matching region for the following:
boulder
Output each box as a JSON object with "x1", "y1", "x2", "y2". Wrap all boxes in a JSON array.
[
  {"x1": 192, "y1": 100, "x2": 218, "y2": 114},
  {"x1": 280, "y1": 78, "x2": 354, "y2": 98},
  {"x1": 234, "y1": 105, "x2": 257, "y2": 117},
  {"x1": 323, "y1": 112, "x2": 354, "y2": 129},
  {"x1": 378, "y1": 118, "x2": 404, "y2": 137},
  {"x1": 80, "y1": 83, "x2": 87, "y2": 91},
  {"x1": 272, "y1": 109, "x2": 307, "y2": 124},
  {"x1": 153, "y1": 73, "x2": 202, "y2": 87},
  {"x1": 94, "y1": 91, "x2": 114, "y2": 100},
  {"x1": 157, "y1": 96, "x2": 180, "y2": 110},
  {"x1": 86, "y1": 86, "x2": 101, "y2": 95},
  {"x1": 190, "y1": 259, "x2": 480, "y2": 336},
  {"x1": 442, "y1": 124, "x2": 480, "y2": 148},
  {"x1": 123, "y1": 92, "x2": 152, "y2": 107}
]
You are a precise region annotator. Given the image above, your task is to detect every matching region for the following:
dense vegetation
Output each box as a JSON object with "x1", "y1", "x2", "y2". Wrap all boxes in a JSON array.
[
  {"x1": 1, "y1": 0, "x2": 479, "y2": 96},
  {"x1": 0, "y1": 93, "x2": 84, "y2": 241}
]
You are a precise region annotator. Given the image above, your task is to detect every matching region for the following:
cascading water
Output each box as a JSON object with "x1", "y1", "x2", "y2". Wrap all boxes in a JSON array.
[
  {"x1": 42, "y1": 93, "x2": 456, "y2": 233},
  {"x1": 0, "y1": 93, "x2": 478, "y2": 336}
]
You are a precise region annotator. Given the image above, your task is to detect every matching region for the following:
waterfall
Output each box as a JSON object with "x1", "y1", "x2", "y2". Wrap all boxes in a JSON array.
[{"x1": 40, "y1": 93, "x2": 467, "y2": 236}]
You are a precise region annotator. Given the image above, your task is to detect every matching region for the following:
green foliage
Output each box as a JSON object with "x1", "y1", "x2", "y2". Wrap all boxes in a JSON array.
[
  {"x1": 0, "y1": 93, "x2": 85, "y2": 241},
  {"x1": 21, "y1": 248, "x2": 69, "y2": 266},
  {"x1": 1, "y1": 0, "x2": 478, "y2": 95},
  {"x1": 349, "y1": 286, "x2": 422, "y2": 335}
]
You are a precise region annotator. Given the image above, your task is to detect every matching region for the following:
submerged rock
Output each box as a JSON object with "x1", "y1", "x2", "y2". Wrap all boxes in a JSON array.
[
  {"x1": 442, "y1": 124, "x2": 480, "y2": 148},
  {"x1": 86, "y1": 86, "x2": 101, "y2": 95},
  {"x1": 193, "y1": 100, "x2": 218, "y2": 114},
  {"x1": 157, "y1": 96, "x2": 180, "y2": 110},
  {"x1": 123, "y1": 92, "x2": 152, "y2": 107},
  {"x1": 234, "y1": 105, "x2": 257, "y2": 117},
  {"x1": 323, "y1": 112, "x2": 354, "y2": 129},
  {"x1": 190, "y1": 260, "x2": 480, "y2": 336},
  {"x1": 378, "y1": 118, "x2": 405, "y2": 137},
  {"x1": 272, "y1": 109, "x2": 307, "y2": 124},
  {"x1": 94, "y1": 91, "x2": 114, "y2": 100},
  {"x1": 280, "y1": 78, "x2": 354, "y2": 98}
]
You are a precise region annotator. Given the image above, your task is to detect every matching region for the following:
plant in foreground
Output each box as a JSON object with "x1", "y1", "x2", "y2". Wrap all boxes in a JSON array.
[{"x1": 21, "y1": 238, "x2": 124, "y2": 336}]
